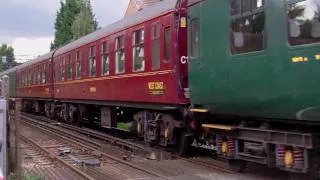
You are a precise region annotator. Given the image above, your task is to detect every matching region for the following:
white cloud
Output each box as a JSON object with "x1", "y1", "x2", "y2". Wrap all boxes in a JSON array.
[
  {"x1": 3, "y1": 0, "x2": 59, "y2": 15},
  {"x1": 12, "y1": 37, "x2": 53, "y2": 62},
  {"x1": 0, "y1": 37, "x2": 14, "y2": 46},
  {"x1": 91, "y1": 0, "x2": 129, "y2": 26},
  {"x1": 0, "y1": 0, "x2": 130, "y2": 62}
]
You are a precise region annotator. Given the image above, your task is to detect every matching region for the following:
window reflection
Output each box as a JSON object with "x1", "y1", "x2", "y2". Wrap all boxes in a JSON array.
[
  {"x1": 230, "y1": 0, "x2": 265, "y2": 15},
  {"x1": 230, "y1": 0, "x2": 265, "y2": 54},
  {"x1": 288, "y1": 0, "x2": 320, "y2": 45},
  {"x1": 191, "y1": 18, "x2": 199, "y2": 58}
]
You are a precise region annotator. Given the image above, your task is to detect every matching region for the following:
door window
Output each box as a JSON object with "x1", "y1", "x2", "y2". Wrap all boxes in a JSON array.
[
  {"x1": 288, "y1": 0, "x2": 320, "y2": 45},
  {"x1": 230, "y1": 0, "x2": 266, "y2": 54}
]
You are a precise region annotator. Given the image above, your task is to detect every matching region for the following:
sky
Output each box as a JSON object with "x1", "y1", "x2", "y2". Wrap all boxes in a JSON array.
[{"x1": 0, "y1": 0, "x2": 130, "y2": 62}]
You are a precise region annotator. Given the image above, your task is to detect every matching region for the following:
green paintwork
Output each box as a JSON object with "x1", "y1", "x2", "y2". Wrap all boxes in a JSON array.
[
  {"x1": 188, "y1": 0, "x2": 320, "y2": 121},
  {"x1": 8, "y1": 71, "x2": 16, "y2": 97}
]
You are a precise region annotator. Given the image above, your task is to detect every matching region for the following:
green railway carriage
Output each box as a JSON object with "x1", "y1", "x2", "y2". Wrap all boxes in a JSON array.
[
  {"x1": 189, "y1": 0, "x2": 320, "y2": 121},
  {"x1": 8, "y1": 70, "x2": 17, "y2": 97},
  {"x1": 187, "y1": 0, "x2": 320, "y2": 178},
  {"x1": 0, "y1": 67, "x2": 18, "y2": 98}
]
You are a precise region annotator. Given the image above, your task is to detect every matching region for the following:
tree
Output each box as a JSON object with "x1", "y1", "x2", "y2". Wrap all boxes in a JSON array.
[
  {"x1": 51, "y1": 0, "x2": 81, "y2": 50},
  {"x1": 71, "y1": 0, "x2": 98, "y2": 40},
  {"x1": 0, "y1": 44, "x2": 18, "y2": 71},
  {"x1": 51, "y1": 0, "x2": 98, "y2": 50}
]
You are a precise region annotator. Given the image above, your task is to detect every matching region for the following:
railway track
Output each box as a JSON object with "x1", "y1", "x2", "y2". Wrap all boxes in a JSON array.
[
  {"x1": 22, "y1": 113, "x2": 152, "y2": 154},
  {"x1": 20, "y1": 115, "x2": 164, "y2": 180},
  {"x1": 18, "y1": 113, "x2": 290, "y2": 180},
  {"x1": 21, "y1": 113, "x2": 235, "y2": 173},
  {"x1": 20, "y1": 133, "x2": 93, "y2": 180}
]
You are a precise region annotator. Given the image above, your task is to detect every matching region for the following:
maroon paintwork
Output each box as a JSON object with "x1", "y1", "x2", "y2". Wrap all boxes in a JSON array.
[
  {"x1": 16, "y1": 1, "x2": 189, "y2": 108},
  {"x1": 17, "y1": 58, "x2": 53, "y2": 99}
]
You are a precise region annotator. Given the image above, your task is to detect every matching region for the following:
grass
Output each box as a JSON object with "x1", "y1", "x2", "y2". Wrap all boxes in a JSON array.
[
  {"x1": 117, "y1": 122, "x2": 131, "y2": 131},
  {"x1": 23, "y1": 173, "x2": 43, "y2": 180}
]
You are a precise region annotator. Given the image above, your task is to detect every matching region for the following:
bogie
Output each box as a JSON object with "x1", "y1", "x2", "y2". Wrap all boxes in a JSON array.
[{"x1": 189, "y1": 111, "x2": 320, "y2": 178}]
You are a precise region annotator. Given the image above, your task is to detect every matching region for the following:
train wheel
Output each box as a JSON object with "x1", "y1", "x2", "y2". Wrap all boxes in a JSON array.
[
  {"x1": 179, "y1": 132, "x2": 193, "y2": 156},
  {"x1": 129, "y1": 120, "x2": 138, "y2": 134},
  {"x1": 308, "y1": 150, "x2": 320, "y2": 180},
  {"x1": 75, "y1": 113, "x2": 82, "y2": 127},
  {"x1": 49, "y1": 103, "x2": 56, "y2": 120},
  {"x1": 61, "y1": 104, "x2": 70, "y2": 123},
  {"x1": 289, "y1": 173, "x2": 315, "y2": 180},
  {"x1": 228, "y1": 159, "x2": 247, "y2": 173},
  {"x1": 69, "y1": 105, "x2": 78, "y2": 124},
  {"x1": 77, "y1": 105, "x2": 85, "y2": 127}
]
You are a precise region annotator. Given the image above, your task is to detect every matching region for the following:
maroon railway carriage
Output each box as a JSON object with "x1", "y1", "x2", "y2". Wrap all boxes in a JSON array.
[
  {"x1": 17, "y1": 0, "x2": 190, "y2": 147},
  {"x1": 16, "y1": 53, "x2": 54, "y2": 112},
  {"x1": 53, "y1": 0, "x2": 188, "y2": 106}
]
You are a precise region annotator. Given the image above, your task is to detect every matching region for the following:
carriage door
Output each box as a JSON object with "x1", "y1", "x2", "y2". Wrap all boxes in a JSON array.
[
  {"x1": 177, "y1": 3, "x2": 189, "y2": 100},
  {"x1": 188, "y1": 3, "x2": 200, "y2": 64}
]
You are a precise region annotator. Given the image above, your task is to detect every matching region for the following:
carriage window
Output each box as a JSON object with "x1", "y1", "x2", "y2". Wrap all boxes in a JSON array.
[
  {"x1": 18, "y1": 75, "x2": 21, "y2": 87},
  {"x1": 34, "y1": 67, "x2": 37, "y2": 84},
  {"x1": 115, "y1": 36, "x2": 125, "y2": 74},
  {"x1": 19, "y1": 73, "x2": 21, "y2": 87},
  {"x1": 24, "y1": 73, "x2": 26, "y2": 86},
  {"x1": 30, "y1": 71, "x2": 32, "y2": 85},
  {"x1": 164, "y1": 27, "x2": 171, "y2": 62},
  {"x1": 230, "y1": 0, "x2": 265, "y2": 54},
  {"x1": 61, "y1": 57, "x2": 65, "y2": 81},
  {"x1": 47, "y1": 64, "x2": 50, "y2": 82},
  {"x1": 42, "y1": 64, "x2": 46, "y2": 83},
  {"x1": 28, "y1": 70, "x2": 31, "y2": 85},
  {"x1": 231, "y1": 0, "x2": 264, "y2": 15},
  {"x1": 132, "y1": 29, "x2": 145, "y2": 72},
  {"x1": 22, "y1": 73, "x2": 24, "y2": 87},
  {"x1": 34, "y1": 68, "x2": 37, "y2": 84},
  {"x1": 89, "y1": 46, "x2": 96, "y2": 77},
  {"x1": 22, "y1": 74, "x2": 24, "y2": 87},
  {"x1": 25, "y1": 72, "x2": 27, "y2": 85},
  {"x1": 36, "y1": 68, "x2": 38, "y2": 84},
  {"x1": 288, "y1": 0, "x2": 320, "y2": 46},
  {"x1": 76, "y1": 51, "x2": 81, "y2": 78},
  {"x1": 33, "y1": 68, "x2": 36, "y2": 84},
  {"x1": 39, "y1": 66, "x2": 42, "y2": 84},
  {"x1": 191, "y1": 18, "x2": 200, "y2": 58},
  {"x1": 55, "y1": 63, "x2": 59, "y2": 82},
  {"x1": 67, "y1": 54, "x2": 72, "y2": 79},
  {"x1": 101, "y1": 42, "x2": 109, "y2": 75},
  {"x1": 30, "y1": 70, "x2": 32, "y2": 85},
  {"x1": 152, "y1": 23, "x2": 160, "y2": 70},
  {"x1": 25, "y1": 72, "x2": 28, "y2": 86},
  {"x1": 27, "y1": 71, "x2": 30, "y2": 86},
  {"x1": 37, "y1": 66, "x2": 41, "y2": 84}
]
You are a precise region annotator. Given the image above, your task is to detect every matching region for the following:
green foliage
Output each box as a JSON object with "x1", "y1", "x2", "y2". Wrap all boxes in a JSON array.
[
  {"x1": 51, "y1": 0, "x2": 98, "y2": 50},
  {"x1": 23, "y1": 173, "x2": 43, "y2": 180},
  {"x1": 0, "y1": 44, "x2": 18, "y2": 71},
  {"x1": 117, "y1": 122, "x2": 130, "y2": 131},
  {"x1": 72, "y1": 0, "x2": 98, "y2": 40}
]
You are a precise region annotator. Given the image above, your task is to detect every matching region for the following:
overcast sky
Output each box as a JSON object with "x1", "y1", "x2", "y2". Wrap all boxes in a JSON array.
[{"x1": 0, "y1": 0, "x2": 130, "y2": 62}]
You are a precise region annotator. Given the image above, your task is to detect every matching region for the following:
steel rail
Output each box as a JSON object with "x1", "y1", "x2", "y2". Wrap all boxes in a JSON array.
[
  {"x1": 22, "y1": 113, "x2": 235, "y2": 175},
  {"x1": 20, "y1": 134, "x2": 96, "y2": 180},
  {"x1": 22, "y1": 113, "x2": 151, "y2": 153},
  {"x1": 21, "y1": 115, "x2": 164, "y2": 178}
]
